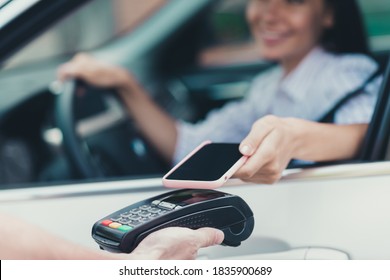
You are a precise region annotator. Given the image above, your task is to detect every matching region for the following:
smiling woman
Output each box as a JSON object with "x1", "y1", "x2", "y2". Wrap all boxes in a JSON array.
[
  {"x1": 199, "y1": 0, "x2": 390, "y2": 66},
  {"x1": 246, "y1": 0, "x2": 337, "y2": 73}
]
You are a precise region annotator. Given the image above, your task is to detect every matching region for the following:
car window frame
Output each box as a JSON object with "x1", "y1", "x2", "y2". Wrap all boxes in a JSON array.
[{"x1": 0, "y1": 0, "x2": 91, "y2": 67}]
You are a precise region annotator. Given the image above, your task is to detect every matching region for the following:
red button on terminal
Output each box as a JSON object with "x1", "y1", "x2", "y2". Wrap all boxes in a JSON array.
[{"x1": 101, "y1": 220, "x2": 113, "y2": 226}]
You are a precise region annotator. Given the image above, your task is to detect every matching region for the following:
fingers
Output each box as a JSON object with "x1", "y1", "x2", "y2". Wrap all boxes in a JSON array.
[
  {"x1": 148, "y1": 227, "x2": 224, "y2": 248},
  {"x1": 57, "y1": 63, "x2": 80, "y2": 82},
  {"x1": 239, "y1": 115, "x2": 276, "y2": 156},
  {"x1": 57, "y1": 53, "x2": 92, "y2": 81},
  {"x1": 130, "y1": 227, "x2": 224, "y2": 260},
  {"x1": 57, "y1": 53, "x2": 134, "y2": 90}
]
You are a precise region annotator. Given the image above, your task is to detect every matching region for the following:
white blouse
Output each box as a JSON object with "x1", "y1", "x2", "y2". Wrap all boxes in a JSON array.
[{"x1": 173, "y1": 47, "x2": 382, "y2": 163}]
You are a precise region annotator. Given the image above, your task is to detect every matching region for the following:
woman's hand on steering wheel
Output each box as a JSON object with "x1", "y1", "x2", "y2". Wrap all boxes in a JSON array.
[{"x1": 58, "y1": 53, "x2": 131, "y2": 90}]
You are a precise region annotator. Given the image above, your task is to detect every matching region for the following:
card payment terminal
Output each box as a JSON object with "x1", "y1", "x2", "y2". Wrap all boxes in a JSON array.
[{"x1": 92, "y1": 189, "x2": 254, "y2": 253}]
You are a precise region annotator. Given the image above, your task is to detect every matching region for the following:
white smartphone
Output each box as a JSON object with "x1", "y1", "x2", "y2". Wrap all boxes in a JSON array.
[{"x1": 162, "y1": 141, "x2": 247, "y2": 189}]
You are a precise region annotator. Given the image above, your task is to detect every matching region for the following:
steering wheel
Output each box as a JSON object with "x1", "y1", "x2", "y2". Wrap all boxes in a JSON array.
[{"x1": 55, "y1": 79, "x2": 168, "y2": 179}]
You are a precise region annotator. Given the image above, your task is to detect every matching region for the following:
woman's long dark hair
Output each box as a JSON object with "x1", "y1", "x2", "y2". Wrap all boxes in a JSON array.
[{"x1": 322, "y1": 0, "x2": 370, "y2": 55}]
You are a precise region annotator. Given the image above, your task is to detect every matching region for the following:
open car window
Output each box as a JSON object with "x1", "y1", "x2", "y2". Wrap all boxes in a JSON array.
[{"x1": 0, "y1": 0, "x2": 170, "y2": 188}]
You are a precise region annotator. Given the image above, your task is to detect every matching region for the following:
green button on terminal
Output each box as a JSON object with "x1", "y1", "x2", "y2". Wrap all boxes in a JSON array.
[{"x1": 118, "y1": 225, "x2": 133, "y2": 232}]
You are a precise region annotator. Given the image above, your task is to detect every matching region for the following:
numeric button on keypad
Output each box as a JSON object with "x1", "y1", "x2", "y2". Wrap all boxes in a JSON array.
[
  {"x1": 140, "y1": 205, "x2": 152, "y2": 210},
  {"x1": 149, "y1": 213, "x2": 160, "y2": 218},
  {"x1": 120, "y1": 212, "x2": 133, "y2": 218},
  {"x1": 128, "y1": 220, "x2": 142, "y2": 226},
  {"x1": 129, "y1": 215, "x2": 141, "y2": 221},
  {"x1": 110, "y1": 215, "x2": 122, "y2": 222},
  {"x1": 139, "y1": 211, "x2": 151, "y2": 217},
  {"x1": 140, "y1": 217, "x2": 151, "y2": 223},
  {"x1": 148, "y1": 207, "x2": 161, "y2": 214},
  {"x1": 117, "y1": 217, "x2": 132, "y2": 224},
  {"x1": 130, "y1": 208, "x2": 142, "y2": 214}
]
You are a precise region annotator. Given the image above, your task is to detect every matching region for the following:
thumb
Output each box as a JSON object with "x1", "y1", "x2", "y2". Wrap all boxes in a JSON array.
[{"x1": 194, "y1": 228, "x2": 225, "y2": 248}]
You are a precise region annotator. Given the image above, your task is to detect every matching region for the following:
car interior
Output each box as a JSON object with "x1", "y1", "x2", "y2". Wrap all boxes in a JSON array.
[
  {"x1": 1, "y1": 0, "x2": 390, "y2": 261},
  {"x1": 1, "y1": 0, "x2": 390, "y2": 189}
]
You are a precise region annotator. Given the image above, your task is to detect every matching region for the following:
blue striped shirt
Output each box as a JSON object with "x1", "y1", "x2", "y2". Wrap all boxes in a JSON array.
[{"x1": 174, "y1": 47, "x2": 382, "y2": 163}]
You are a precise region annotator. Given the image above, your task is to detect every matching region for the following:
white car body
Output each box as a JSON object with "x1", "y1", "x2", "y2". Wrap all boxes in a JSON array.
[{"x1": 2, "y1": 162, "x2": 390, "y2": 260}]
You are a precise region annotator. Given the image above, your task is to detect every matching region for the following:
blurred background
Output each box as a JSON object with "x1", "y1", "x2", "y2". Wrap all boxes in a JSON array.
[{"x1": 5, "y1": 0, "x2": 390, "y2": 69}]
